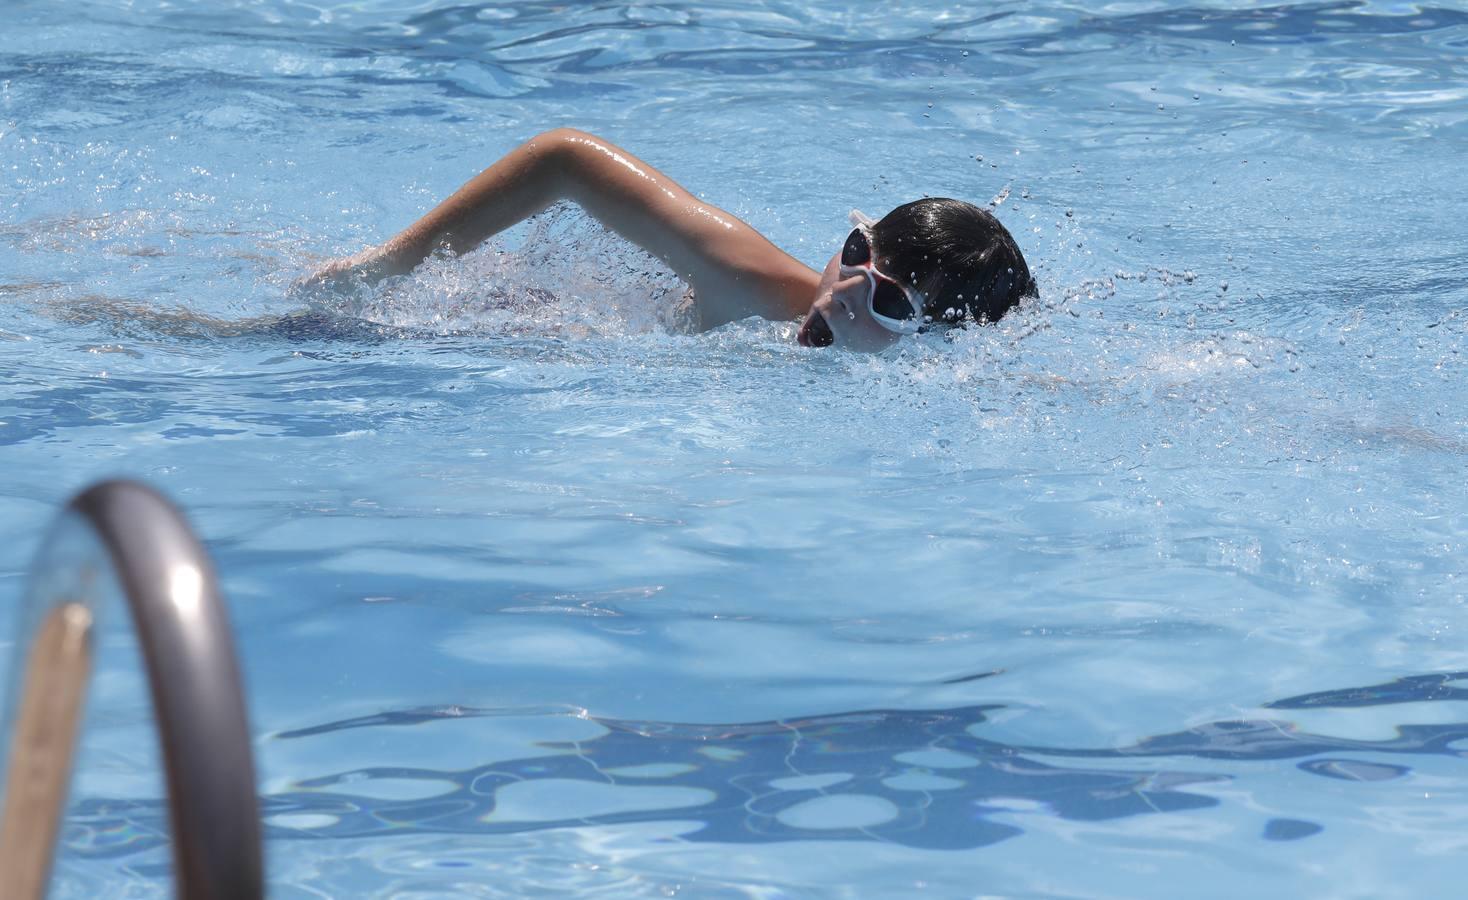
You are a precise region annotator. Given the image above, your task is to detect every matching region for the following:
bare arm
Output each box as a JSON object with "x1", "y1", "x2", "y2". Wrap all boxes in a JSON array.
[{"x1": 301, "y1": 129, "x2": 819, "y2": 326}]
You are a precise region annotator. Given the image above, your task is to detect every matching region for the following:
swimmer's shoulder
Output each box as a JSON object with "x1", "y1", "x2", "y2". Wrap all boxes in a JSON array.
[{"x1": 687, "y1": 255, "x2": 819, "y2": 330}]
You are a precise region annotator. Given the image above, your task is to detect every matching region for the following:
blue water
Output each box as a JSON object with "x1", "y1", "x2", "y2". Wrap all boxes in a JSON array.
[{"x1": 3, "y1": 0, "x2": 1468, "y2": 895}]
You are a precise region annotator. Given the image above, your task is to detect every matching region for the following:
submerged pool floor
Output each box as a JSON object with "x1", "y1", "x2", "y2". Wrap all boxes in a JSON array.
[{"x1": 3, "y1": 1, "x2": 1468, "y2": 896}]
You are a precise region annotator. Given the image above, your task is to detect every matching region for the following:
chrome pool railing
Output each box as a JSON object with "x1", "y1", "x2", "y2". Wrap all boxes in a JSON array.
[{"x1": 0, "y1": 480, "x2": 263, "y2": 899}]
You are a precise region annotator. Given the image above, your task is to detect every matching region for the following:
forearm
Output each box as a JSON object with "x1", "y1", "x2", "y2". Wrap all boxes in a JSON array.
[
  {"x1": 375, "y1": 128, "x2": 706, "y2": 280},
  {"x1": 306, "y1": 129, "x2": 813, "y2": 325},
  {"x1": 378, "y1": 132, "x2": 569, "y2": 272}
]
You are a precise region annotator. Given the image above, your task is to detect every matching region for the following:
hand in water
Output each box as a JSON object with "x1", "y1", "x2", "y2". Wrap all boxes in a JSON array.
[{"x1": 290, "y1": 247, "x2": 399, "y2": 300}]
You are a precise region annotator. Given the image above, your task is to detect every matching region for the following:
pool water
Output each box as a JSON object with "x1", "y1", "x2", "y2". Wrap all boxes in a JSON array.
[{"x1": 3, "y1": 0, "x2": 1468, "y2": 896}]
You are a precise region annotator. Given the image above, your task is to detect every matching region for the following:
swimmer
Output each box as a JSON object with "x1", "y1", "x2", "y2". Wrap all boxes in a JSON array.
[{"x1": 299, "y1": 128, "x2": 1036, "y2": 351}]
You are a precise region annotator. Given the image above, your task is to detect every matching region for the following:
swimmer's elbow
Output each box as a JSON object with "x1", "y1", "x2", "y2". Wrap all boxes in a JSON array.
[
  {"x1": 525, "y1": 128, "x2": 601, "y2": 173},
  {"x1": 535, "y1": 126, "x2": 599, "y2": 145}
]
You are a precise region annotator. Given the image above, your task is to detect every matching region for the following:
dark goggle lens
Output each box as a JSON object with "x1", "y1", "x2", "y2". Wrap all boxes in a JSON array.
[
  {"x1": 841, "y1": 228, "x2": 872, "y2": 267},
  {"x1": 871, "y1": 279, "x2": 916, "y2": 321}
]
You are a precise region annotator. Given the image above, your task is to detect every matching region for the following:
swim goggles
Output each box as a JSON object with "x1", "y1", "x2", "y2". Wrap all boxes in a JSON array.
[{"x1": 842, "y1": 210, "x2": 924, "y2": 334}]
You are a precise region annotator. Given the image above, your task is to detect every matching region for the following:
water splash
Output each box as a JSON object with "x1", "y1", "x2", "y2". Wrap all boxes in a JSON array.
[{"x1": 306, "y1": 203, "x2": 694, "y2": 339}]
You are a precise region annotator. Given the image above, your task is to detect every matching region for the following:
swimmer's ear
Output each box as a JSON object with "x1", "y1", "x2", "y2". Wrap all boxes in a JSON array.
[{"x1": 847, "y1": 208, "x2": 877, "y2": 229}]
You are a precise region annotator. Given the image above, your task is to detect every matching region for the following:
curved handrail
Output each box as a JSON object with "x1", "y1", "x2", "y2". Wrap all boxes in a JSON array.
[{"x1": 0, "y1": 480, "x2": 262, "y2": 899}]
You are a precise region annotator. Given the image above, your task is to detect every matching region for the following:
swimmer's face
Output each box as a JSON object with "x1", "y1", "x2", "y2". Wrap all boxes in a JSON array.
[{"x1": 796, "y1": 252, "x2": 905, "y2": 352}]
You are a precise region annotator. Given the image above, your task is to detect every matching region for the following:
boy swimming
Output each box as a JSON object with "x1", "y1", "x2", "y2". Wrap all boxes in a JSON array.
[{"x1": 300, "y1": 128, "x2": 1036, "y2": 351}]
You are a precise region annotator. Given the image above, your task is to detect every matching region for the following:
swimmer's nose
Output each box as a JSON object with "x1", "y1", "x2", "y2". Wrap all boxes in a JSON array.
[{"x1": 831, "y1": 272, "x2": 868, "y2": 311}]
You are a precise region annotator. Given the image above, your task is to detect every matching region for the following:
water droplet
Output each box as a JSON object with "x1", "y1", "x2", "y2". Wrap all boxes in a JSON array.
[
  {"x1": 1192, "y1": 93, "x2": 1200, "y2": 100},
  {"x1": 1065, "y1": 209, "x2": 1073, "y2": 218},
  {"x1": 847, "y1": 310, "x2": 856, "y2": 321},
  {"x1": 960, "y1": 50, "x2": 969, "y2": 57}
]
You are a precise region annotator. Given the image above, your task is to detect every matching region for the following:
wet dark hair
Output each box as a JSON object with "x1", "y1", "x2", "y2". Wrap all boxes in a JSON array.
[{"x1": 869, "y1": 198, "x2": 1037, "y2": 325}]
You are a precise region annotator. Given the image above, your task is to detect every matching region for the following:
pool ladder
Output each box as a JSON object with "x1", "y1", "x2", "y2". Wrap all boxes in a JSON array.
[{"x1": 0, "y1": 481, "x2": 263, "y2": 899}]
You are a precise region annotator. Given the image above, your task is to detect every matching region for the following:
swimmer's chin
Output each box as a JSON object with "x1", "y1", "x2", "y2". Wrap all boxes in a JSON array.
[{"x1": 797, "y1": 310, "x2": 834, "y2": 348}]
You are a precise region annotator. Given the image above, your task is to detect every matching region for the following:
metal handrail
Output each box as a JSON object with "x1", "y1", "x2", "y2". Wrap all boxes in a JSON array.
[{"x1": 0, "y1": 480, "x2": 262, "y2": 899}]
